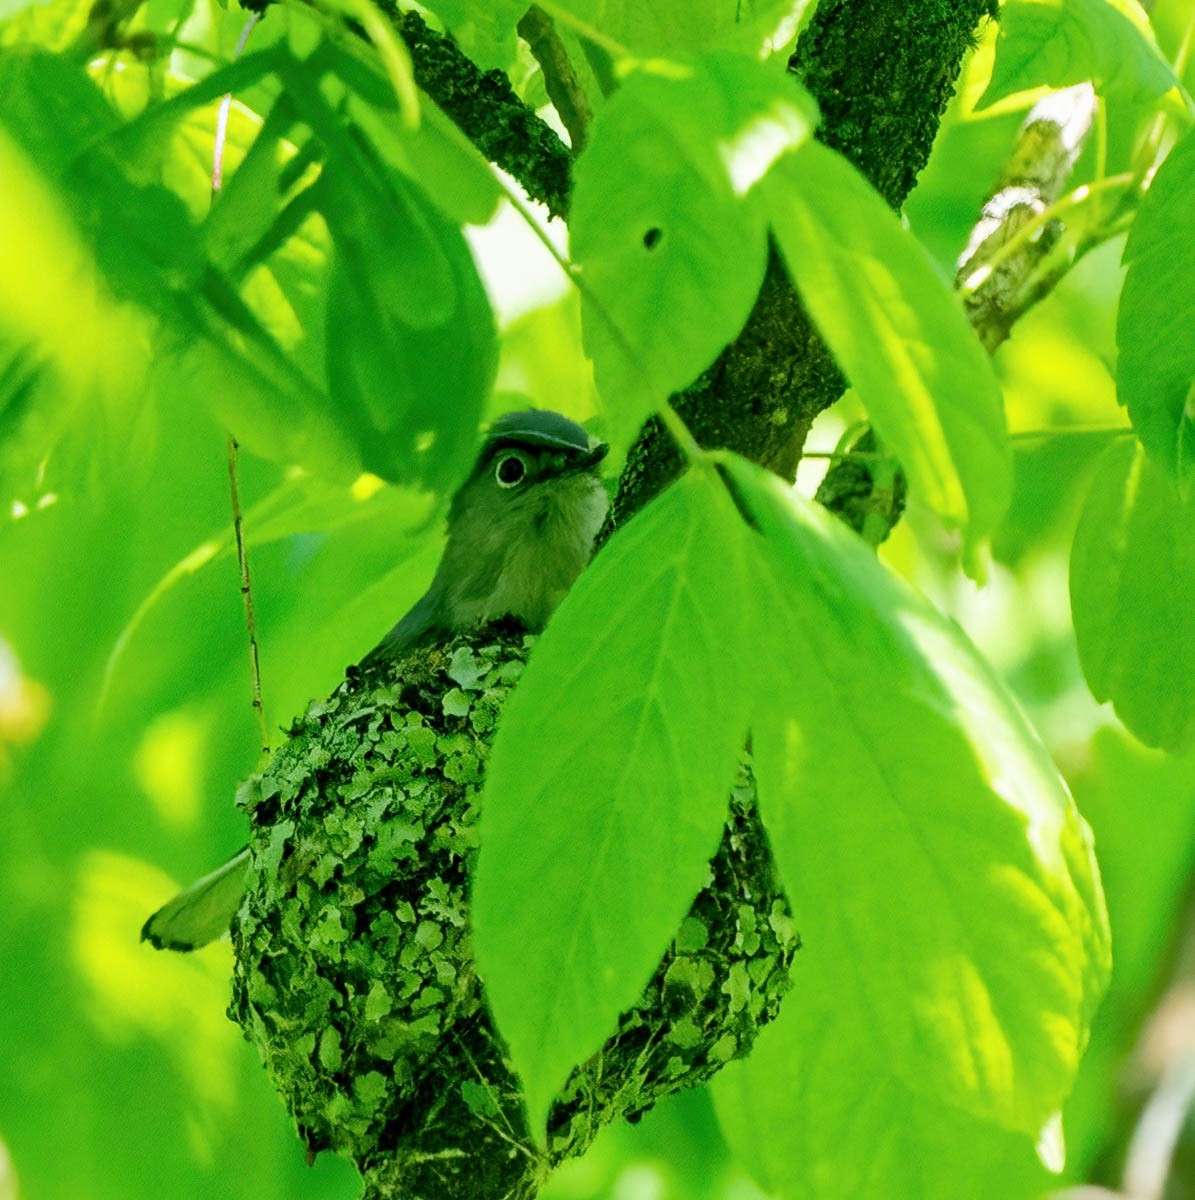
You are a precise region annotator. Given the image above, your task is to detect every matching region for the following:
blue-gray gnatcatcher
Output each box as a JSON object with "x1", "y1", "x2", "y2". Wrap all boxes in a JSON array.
[{"x1": 142, "y1": 409, "x2": 608, "y2": 952}]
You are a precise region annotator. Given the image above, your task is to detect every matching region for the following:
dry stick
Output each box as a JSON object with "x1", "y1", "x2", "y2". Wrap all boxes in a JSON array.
[{"x1": 214, "y1": 14, "x2": 270, "y2": 760}]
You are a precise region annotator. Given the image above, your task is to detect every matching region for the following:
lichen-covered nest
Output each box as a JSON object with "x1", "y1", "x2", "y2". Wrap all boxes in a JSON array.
[{"x1": 230, "y1": 625, "x2": 797, "y2": 1200}]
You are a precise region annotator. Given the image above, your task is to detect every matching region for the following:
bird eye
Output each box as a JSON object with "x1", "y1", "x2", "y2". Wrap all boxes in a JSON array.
[{"x1": 494, "y1": 453, "x2": 527, "y2": 488}]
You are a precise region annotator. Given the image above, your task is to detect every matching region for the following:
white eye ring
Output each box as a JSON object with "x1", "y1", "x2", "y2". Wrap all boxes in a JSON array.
[{"x1": 494, "y1": 452, "x2": 528, "y2": 488}]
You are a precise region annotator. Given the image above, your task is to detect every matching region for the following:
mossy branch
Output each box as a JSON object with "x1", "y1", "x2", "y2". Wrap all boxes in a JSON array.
[
  {"x1": 605, "y1": 0, "x2": 1000, "y2": 533},
  {"x1": 384, "y1": 6, "x2": 573, "y2": 218}
]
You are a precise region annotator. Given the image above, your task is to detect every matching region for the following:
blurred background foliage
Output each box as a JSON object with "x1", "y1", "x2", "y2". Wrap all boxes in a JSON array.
[{"x1": 0, "y1": 1, "x2": 1193, "y2": 1199}]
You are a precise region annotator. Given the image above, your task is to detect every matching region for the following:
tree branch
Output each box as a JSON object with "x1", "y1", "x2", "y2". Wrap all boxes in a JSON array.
[
  {"x1": 387, "y1": 7, "x2": 573, "y2": 218},
  {"x1": 606, "y1": 0, "x2": 1000, "y2": 531},
  {"x1": 378, "y1": 2, "x2": 999, "y2": 541}
]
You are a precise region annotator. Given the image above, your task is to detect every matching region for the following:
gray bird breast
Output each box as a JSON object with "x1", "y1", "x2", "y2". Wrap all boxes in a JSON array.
[{"x1": 229, "y1": 625, "x2": 797, "y2": 1200}]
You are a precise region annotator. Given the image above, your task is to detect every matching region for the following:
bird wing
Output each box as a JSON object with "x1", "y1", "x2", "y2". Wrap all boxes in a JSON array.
[{"x1": 141, "y1": 846, "x2": 251, "y2": 952}]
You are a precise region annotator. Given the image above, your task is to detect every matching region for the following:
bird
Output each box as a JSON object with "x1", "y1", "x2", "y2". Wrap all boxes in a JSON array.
[{"x1": 141, "y1": 409, "x2": 609, "y2": 953}]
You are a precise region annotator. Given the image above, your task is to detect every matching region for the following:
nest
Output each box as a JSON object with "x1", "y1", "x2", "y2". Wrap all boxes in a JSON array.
[{"x1": 230, "y1": 625, "x2": 797, "y2": 1199}]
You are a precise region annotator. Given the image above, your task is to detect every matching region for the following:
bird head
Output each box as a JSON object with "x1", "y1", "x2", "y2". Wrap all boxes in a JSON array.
[{"x1": 437, "y1": 410, "x2": 609, "y2": 632}]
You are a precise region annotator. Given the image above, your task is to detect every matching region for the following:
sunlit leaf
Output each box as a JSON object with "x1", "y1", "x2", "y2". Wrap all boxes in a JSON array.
[
  {"x1": 100, "y1": 473, "x2": 436, "y2": 707},
  {"x1": 978, "y1": 0, "x2": 1179, "y2": 110},
  {"x1": 1117, "y1": 126, "x2": 1195, "y2": 492},
  {"x1": 571, "y1": 53, "x2": 814, "y2": 448},
  {"x1": 1070, "y1": 439, "x2": 1195, "y2": 752},
  {"x1": 1063, "y1": 727, "x2": 1195, "y2": 1171},
  {"x1": 474, "y1": 465, "x2": 758, "y2": 1137},
  {"x1": 716, "y1": 1013, "x2": 1052, "y2": 1200},
  {"x1": 418, "y1": 0, "x2": 526, "y2": 69},
  {"x1": 0, "y1": 0, "x2": 92, "y2": 51},
  {"x1": 761, "y1": 144, "x2": 1011, "y2": 555},
  {"x1": 0, "y1": 70, "x2": 150, "y2": 507},
  {"x1": 712, "y1": 456, "x2": 1109, "y2": 1195},
  {"x1": 540, "y1": 0, "x2": 811, "y2": 58}
]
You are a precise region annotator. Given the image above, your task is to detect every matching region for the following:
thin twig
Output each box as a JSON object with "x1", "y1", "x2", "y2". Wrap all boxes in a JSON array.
[
  {"x1": 227, "y1": 437, "x2": 270, "y2": 759},
  {"x1": 211, "y1": 13, "x2": 259, "y2": 194},
  {"x1": 212, "y1": 26, "x2": 269, "y2": 758}
]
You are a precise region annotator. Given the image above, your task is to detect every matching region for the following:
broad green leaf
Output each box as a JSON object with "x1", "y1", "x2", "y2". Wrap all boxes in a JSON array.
[
  {"x1": 542, "y1": 0, "x2": 818, "y2": 59},
  {"x1": 322, "y1": 163, "x2": 497, "y2": 488},
  {"x1": 100, "y1": 473, "x2": 436, "y2": 705},
  {"x1": 474, "y1": 465, "x2": 757, "y2": 1138},
  {"x1": 761, "y1": 145, "x2": 1011, "y2": 552},
  {"x1": 727, "y1": 0, "x2": 821, "y2": 60},
  {"x1": 1063, "y1": 728, "x2": 1195, "y2": 1172},
  {"x1": 1070, "y1": 439, "x2": 1195, "y2": 752},
  {"x1": 0, "y1": 0, "x2": 91, "y2": 50},
  {"x1": 315, "y1": 38, "x2": 502, "y2": 225},
  {"x1": 421, "y1": 0, "x2": 526, "y2": 69},
  {"x1": 0, "y1": 49, "x2": 324, "y2": 432},
  {"x1": 571, "y1": 53, "x2": 814, "y2": 447},
  {"x1": 715, "y1": 1012, "x2": 1052, "y2": 1200},
  {"x1": 716, "y1": 456, "x2": 1110, "y2": 1194},
  {"x1": 0, "y1": 128, "x2": 147, "y2": 498},
  {"x1": 539, "y1": 0, "x2": 738, "y2": 57},
  {"x1": 978, "y1": 0, "x2": 1179, "y2": 110},
  {"x1": 0, "y1": 59, "x2": 151, "y2": 506},
  {"x1": 1117, "y1": 127, "x2": 1195, "y2": 492}
]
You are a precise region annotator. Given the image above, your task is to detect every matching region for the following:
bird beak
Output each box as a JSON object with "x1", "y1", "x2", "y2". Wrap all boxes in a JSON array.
[{"x1": 574, "y1": 442, "x2": 609, "y2": 472}]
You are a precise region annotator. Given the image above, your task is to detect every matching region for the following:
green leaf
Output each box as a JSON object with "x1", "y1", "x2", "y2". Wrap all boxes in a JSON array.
[
  {"x1": 315, "y1": 38, "x2": 502, "y2": 225},
  {"x1": 99, "y1": 473, "x2": 436, "y2": 706},
  {"x1": 544, "y1": 0, "x2": 814, "y2": 58},
  {"x1": 1070, "y1": 439, "x2": 1195, "y2": 752},
  {"x1": 0, "y1": 128, "x2": 147, "y2": 504},
  {"x1": 0, "y1": 0, "x2": 92, "y2": 49},
  {"x1": 322, "y1": 163, "x2": 497, "y2": 488},
  {"x1": 571, "y1": 53, "x2": 814, "y2": 448},
  {"x1": 978, "y1": 0, "x2": 1179, "y2": 110},
  {"x1": 541, "y1": 0, "x2": 734, "y2": 57},
  {"x1": 715, "y1": 1012, "x2": 1053, "y2": 1200},
  {"x1": 474, "y1": 465, "x2": 758, "y2": 1138},
  {"x1": 761, "y1": 144, "x2": 1011, "y2": 553},
  {"x1": 421, "y1": 0, "x2": 526, "y2": 69},
  {"x1": 1117, "y1": 127, "x2": 1195, "y2": 492},
  {"x1": 716, "y1": 456, "x2": 1110, "y2": 1194},
  {"x1": 1063, "y1": 728, "x2": 1195, "y2": 1171}
]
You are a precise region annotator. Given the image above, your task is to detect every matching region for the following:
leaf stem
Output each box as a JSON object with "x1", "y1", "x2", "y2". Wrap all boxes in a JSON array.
[{"x1": 656, "y1": 404, "x2": 704, "y2": 466}]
